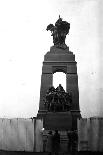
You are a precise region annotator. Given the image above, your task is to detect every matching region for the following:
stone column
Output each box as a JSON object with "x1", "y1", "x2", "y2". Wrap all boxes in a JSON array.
[
  {"x1": 66, "y1": 73, "x2": 79, "y2": 110},
  {"x1": 66, "y1": 63, "x2": 81, "y2": 130},
  {"x1": 38, "y1": 63, "x2": 53, "y2": 116}
]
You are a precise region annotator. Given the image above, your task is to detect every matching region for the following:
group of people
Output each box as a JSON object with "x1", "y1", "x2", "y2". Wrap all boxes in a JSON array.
[
  {"x1": 45, "y1": 130, "x2": 60, "y2": 155},
  {"x1": 44, "y1": 84, "x2": 72, "y2": 112}
]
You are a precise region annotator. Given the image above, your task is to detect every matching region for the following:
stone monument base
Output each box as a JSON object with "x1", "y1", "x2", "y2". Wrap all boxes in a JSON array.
[
  {"x1": 37, "y1": 110, "x2": 81, "y2": 130},
  {"x1": 43, "y1": 111, "x2": 72, "y2": 130}
]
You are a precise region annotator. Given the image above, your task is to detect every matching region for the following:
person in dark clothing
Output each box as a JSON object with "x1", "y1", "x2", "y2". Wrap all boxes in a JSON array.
[
  {"x1": 46, "y1": 131, "x2": 53, "y2": 155},
  {"x1": 52, "y1": 130, "x2": 60, "y2": 155},
  {"x1": 67, "y1": 131, "x2": 72, "y2": 152},
  {"x1": 67, "y1": 130, "x2": 78, "y2": 155},
  {"x1": 71, "y1": 131, "x2": 78, "y2": 154}
]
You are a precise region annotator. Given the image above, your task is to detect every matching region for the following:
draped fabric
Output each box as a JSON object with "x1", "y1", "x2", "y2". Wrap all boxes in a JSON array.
[
  {"x1": 78, "y1": 118, "x2": 103, "y2": 151},
  {"x1": 0, "y1": 118, "x2": 43, "y2": 152}
]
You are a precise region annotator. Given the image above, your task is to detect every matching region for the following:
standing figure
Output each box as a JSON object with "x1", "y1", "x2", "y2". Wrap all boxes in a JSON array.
[
  {"x1": 71, "y1": 131, "x2": 78, "y2": 155},
  {"x1": 46, "y1": 131, "x2": 53, "y2": 155},
  {"x1": 67, "y1": 131, "x2": 72, "y2": 152},
  {"x1": 52, "y1": 130, "x2": 60, "y2": 155},
  {"x1": 67, "y1": 131, "x2": 78, "y2": 155}
]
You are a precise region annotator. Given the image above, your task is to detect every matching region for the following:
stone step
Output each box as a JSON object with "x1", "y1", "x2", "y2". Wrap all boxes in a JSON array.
[{"x1": 0, "y1": 151, "x2": 47, "y2": 155}]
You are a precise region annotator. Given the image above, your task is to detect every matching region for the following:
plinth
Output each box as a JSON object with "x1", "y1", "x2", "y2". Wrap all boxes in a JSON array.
[
  {"x1": 44, "y1": 112, "x2": 72, "y2": 130},
  {"x1": 37, "y1": 45, "x2": 81, "y2": 130}
]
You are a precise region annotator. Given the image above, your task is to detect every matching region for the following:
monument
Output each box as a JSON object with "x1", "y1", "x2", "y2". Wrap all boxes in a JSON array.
[{"x1": 37, "y1": 16, "x2": 81, "y2": 131}]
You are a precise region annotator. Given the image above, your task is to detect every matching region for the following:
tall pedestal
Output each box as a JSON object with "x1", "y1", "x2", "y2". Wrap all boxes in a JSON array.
[{"x1": 37, "y1": 46, "x2": 81, "y2": 130}]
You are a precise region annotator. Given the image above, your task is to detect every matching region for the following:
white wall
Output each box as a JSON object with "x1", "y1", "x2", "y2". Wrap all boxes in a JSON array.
[
  {"x1": 78, "y1": 118, "x2": 103, "y2": 151},
  {"x1": 0, "y1": 118, "x2": 43, "y2": 152}
]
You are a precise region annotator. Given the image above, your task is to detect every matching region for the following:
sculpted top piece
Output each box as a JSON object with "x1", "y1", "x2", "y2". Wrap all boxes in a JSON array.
[{"x1": 46, "y1": 16, "x2": 70, "y2": 49}]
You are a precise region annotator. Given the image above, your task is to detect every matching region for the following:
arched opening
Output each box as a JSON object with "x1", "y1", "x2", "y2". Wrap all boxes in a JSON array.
[{"x1": 53, "y1": 72, "x2": 66, "y2": 91}]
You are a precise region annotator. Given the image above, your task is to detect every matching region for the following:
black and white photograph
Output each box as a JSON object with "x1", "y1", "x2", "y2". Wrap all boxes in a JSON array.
[{"x1": 0, "y1": 0, "x2": 103, "y2": 154}]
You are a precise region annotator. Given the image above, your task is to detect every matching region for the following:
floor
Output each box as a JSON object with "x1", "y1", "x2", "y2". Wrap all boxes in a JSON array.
[{"x1": 0, "y1": 151, "x2": 103, "y2": 155}]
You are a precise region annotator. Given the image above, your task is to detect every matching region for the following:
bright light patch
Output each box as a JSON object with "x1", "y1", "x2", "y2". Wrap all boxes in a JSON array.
[{"x1": 53, "y1": 72, "x2": 66, "y2": 91}]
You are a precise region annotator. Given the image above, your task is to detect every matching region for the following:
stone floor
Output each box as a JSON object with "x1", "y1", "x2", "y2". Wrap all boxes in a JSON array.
[
  {"x1": 0, "y1": 151, "x2": 43, "y2": 155},
  {"x1": 0, "y1": 151, "x2": 103, "y2": 155}
]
